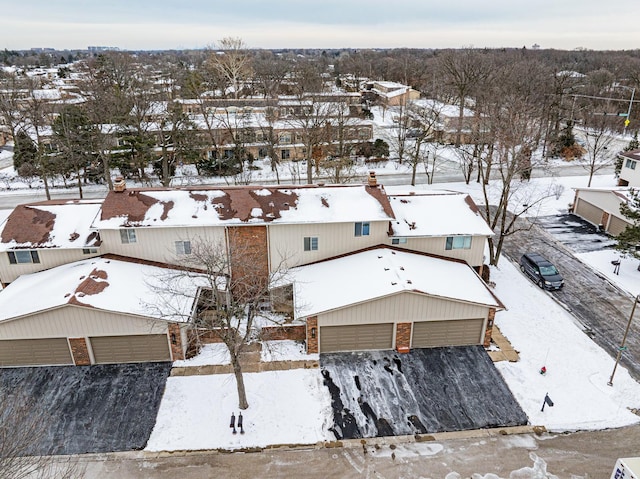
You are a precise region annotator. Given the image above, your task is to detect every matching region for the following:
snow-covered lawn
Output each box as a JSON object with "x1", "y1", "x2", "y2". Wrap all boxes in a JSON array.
[{"x1": 145, "y1": 368, "x2": 333, "y2": 451}]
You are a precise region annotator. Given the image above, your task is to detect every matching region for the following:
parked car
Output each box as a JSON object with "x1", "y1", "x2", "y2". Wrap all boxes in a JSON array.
[{"x1": 519, "y1": 253, "x2": 564, "y2": 290}]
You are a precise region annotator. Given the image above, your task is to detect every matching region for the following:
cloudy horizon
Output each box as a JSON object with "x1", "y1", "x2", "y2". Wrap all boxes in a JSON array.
[{"x1": 3, "y1": 0, "x2": 638, "y2": 51}]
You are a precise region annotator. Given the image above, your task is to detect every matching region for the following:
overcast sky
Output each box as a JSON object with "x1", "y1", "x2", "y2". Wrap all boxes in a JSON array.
[{"x1": 3, "y1": 0, "x2": 638, "y2": 51}]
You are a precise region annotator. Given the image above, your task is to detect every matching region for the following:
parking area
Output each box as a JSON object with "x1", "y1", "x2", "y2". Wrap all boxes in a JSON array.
[
  {"x1": 535, "y1": 213, "x2": 616, "y2": 253},
  {"x1": 0, "y1": 362, "x2": 171, "y2": 455},
  {"x1": 320, "y1": 346, "x2": 528, "y2": 440}
]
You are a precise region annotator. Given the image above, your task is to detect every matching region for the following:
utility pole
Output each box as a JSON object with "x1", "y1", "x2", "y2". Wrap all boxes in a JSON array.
[{"x1": 608, "y1": 294, "x2": 640, "y2": 386}]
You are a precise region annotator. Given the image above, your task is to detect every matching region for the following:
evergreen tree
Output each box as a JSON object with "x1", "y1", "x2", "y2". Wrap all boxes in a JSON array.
[
  {"x1": 616, "y1": 188, "x2": 640, "y2": 259},
  {"x1": 13, "y1": 131, "x2": 38, "y2": 170}
]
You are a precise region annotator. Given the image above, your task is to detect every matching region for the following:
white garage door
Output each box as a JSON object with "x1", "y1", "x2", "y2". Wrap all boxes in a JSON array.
[
  {"x1": 320, "y1": 323, "x2": 394, "y2": 353},
  {"x1": 90, "y1": 335, "x2": 171, "y2": 364},
  {"x1": 0, "y1": 338, "x2": 73, "y2": 367},
  {"x1": 411, "y1": 319, "x2": 484, "y2": 348}
]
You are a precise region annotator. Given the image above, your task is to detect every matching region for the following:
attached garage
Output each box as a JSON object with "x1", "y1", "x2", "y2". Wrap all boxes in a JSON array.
[
  {"x1": 90, "y1": 335, "x2": 171, "y2": 364},
  {"x1": 320, "y1": 323, "x2": 393, "y2": 353},
  {"x1": 572, "y1": 188, "x2": 633, "y2": 237},
  {"x1": 574, "y1": 198, "x2": 604, "y2": 226},
  {"x1": 411, "y1": 318, "x2": 484, "y2": 348},
  {"x1": 0, "y1": 338, "x2": 73, "y2": 367}
]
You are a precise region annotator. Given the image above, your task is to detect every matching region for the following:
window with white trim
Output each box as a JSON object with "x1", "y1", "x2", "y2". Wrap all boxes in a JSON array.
[
  {"x1": 626, "y1": 159, "x2": 637, "y2": 170},
  {"x1": 82, "y1": 248, "x2": 98, "y2": 254},
  {"x1": 354, "y1": 222, "x2": 370, "y2": 237},
  {"x1": 175, "y1": 240, "x2": 192, "y2": 255},
  {"x1": 8, "y1": 250, "x2": 40, "y2": 264},
  {"x1": 445, "y1": 236, "x2": 472, "y2": 250},
  {"x1": 119, "y1": 228, "x2": 137, "y2": 244},
  {"x1": 304, "y1": 236, "x2": 318, "y2": 251},
  {"x1": 281, "y1": 149, "x2": 290, "y2": 160},
  {"x1": 391, "y1": 237, "x2": 407, "y2": 245}
]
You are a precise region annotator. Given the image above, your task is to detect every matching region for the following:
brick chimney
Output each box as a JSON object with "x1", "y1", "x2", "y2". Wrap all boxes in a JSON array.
[
  {"x1": 113, "y1": 176, "x2": 126, "y2": 193},
  {"x1": 368, "y1": 171, "x2": 378, "y2": 187}
]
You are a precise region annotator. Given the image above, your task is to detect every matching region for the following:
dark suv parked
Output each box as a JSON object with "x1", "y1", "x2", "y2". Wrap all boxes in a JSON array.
[{"x1": 519, "y1": 253, "x2": 564, "y2": 290}]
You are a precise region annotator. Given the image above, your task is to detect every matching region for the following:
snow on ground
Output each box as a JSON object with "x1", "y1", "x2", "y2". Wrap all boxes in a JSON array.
[
  {"x1": 491, "y1": 259, "x2": 640, "y2": 432},
  {"x1": 173, "y1": 343, "x2": 230, "y2": 367},
  {"x1": 578, "y1": 249, "x2": 640, "y2": 297},
  {"x1": 145, "y1": 368, "x2": 333, "y2": 451},
  {"x1": 260, "y1": 340, "x2": 318, "y2": 362}
]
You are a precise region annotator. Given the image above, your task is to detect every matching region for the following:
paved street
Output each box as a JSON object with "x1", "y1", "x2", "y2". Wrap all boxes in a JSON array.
[
  {"x1": 59, "y1": 424, "x2": 640, "y2": 478},
  {"x1": 501, "y1": 216, "x2": 640, "y2": 383}
]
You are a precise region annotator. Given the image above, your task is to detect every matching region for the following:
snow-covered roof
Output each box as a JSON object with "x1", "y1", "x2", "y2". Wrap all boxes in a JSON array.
[
  {"x1": 0, "y1": 199, "x2": 102, "y2": 251},
  {"x1": 288, "y1": 246, "x2": 501, "y2": 318},
  {"x1": 0, "y1": 256, "x2": 206, "y2": 322},
  {"x1": 32, "y1": 88, "x2": 62, "y2": 101},
  {"x1": 386, "y1": 190, "x2": 494, "y2": 237},
  {"x1": 95, "y1": 184, "x2": 394, "y2": 228}
]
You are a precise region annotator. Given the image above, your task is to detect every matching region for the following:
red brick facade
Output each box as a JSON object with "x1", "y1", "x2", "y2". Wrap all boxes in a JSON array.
[
  {"x1": 484, "y1": 308, "x2": 496, "y2": 347},
  {"x1": 260, "y1": 325, "x2": 306, "y2": 341},
  {"x1": 227, "y1": 225, "x2": 269, "y2": 300},
  {"x1": 306, "y1": 317, "x2": 318, "y2": 354},
  {"x1": 395, "y1": 323, "x2": 412, "y2": 353},
  {"x1": 168, "y1": 323, "x2": 185, "y2": 361},
  {"x1": 69, "y1": 337, "x2": 91, "y2": 366}
]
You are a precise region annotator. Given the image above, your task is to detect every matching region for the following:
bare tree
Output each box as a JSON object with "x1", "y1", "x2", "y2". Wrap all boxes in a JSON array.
[
  {"x1": 207, "y1": 37, "x2": 252, "y2": 99},
  {"x1": 404, "y1": 100, "x2": 443, "y2": 185},
  {"x1": 576, "y1": 112, "x2": 618, "y2": 187},
  {"x1": 155, "y1": 236, "x2": 292, "y2": 410}
]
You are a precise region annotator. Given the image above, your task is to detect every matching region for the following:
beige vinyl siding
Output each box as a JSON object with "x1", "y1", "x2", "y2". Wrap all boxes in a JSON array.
[
  {"x1": 0, "y1": 248, "x2": 100, "y2": 284},
  {"x1": 574, "y1": 198, "x2": 605, "y2": 226},
  {"x1": 397, "y1": 236, "x2": 486, "y2": 267},
  {"x1": 99, "y1": 226, "x2": 225, "y2": 265},
  {"x1": 268, "y1": 220, "x2": 389, "y2": 270},
  {"x1": 316, "y1": 291, "x2": 489, "y2": 327},
  {"x1": 609, "y1": 215, "x2": 632, "y2": 236},
  {"x1": 620, "y1": 160, "x2": 640, "y2": 186},
  {"x1": 0, "y1": 305, "x2": 170, "y2": 340}
]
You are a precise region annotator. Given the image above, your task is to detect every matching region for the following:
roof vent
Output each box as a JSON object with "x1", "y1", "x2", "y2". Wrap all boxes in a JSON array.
[
  {"x1": 113, "y1": 176, "x2": 126, "y2": 193},
  {"x1": 368, "y1": 171, "x2": 378, "y2": 187}
]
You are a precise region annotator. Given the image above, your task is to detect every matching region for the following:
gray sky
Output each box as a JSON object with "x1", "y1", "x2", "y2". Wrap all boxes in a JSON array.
[{"x1": 3, "y1": 0, "x2": 638, "y2": 51}]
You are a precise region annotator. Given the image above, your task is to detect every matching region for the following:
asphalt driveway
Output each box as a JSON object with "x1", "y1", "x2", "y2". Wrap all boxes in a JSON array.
[
  {"x1": 320, "y1": 346, "x2": 528, "y2": 440},
  {"x1": 0, "y1": 362, "x2": 171, "y2": 455},
  {"x1": 534, "y1": 213, "x2": 616, "y2": 253}
]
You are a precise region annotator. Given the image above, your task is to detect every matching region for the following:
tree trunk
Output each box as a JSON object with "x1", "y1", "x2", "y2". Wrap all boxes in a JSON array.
[
  {"x1": 42, "y1": 172, "x2": 51, "y2": 200},
  {"x1": 76, "y1": 165, "x2": 84, "y2": 199},
  {"x1": 230, "y1": 352, "x2": 249, "y2": 410}
]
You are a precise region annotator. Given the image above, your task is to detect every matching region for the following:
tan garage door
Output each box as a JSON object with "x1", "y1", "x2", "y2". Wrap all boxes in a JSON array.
[
  {"x1": 90, "y1": 335, "x2": 170, "y2": 364},
  {"x1": 320, "y1": 323, "x2": 393, "y2": 353},
  {"x1": 0, "y1": 338, "x2": 73, "y2": 367},
  {"x1": 575, "y1": 199, "x2": 604, "y2": 227},
  {"x1": 609, "y1": 215, "x2": 631, "y2": 237},
  {"x1": 411, "y1": 319, "x2": 484, "y2": 348}
]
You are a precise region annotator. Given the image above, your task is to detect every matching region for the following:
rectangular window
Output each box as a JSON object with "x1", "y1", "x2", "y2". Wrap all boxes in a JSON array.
[
  {"x1": 82, "y1": 248, "x2": 98, "y2": 254},
  {"x1": 304, "y1": 236, "x2": 318, "y2": 251},
  {"x1": 281, "y1": 149, "x2": 290, "y2": 160},
  {"x1": 445, "y1": 236, "x2": 472, "y2": 250},
  {"x1": 626, "y1": 159, "x2": 637, "y2": 170},
  {"x1": 391, "y1": 237, "x2": 407, "y2": 245},
  {"x1": 175, "y1": 240, "x2": 192, "y2": 255},
  {"x1": 279, "y1": 133, "x2": 292, "y2": 144},
  {"x1": 8, "y1": 250, "x2": 40, "y2": 264},
  {"x1": 354, "y1": 222, "x2": 370, "y2": 237},
  {"x1": 119, "y1": 229, "x2": 137, "y2": 244}
]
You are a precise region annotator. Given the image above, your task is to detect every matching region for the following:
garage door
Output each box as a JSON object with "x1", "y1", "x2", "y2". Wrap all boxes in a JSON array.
[
  {"x1": 411, "y1": 319, "x2": 484, "y2": 348},
  {"x1": 575, "y1": 199, "x2": 603, "y2": 226},
  {"x1": 320, "y1": 323, "x2": 393, "y2": 353},
  {"x1": 609, "y1": 215, "x2": 631, "y2": 236},
  {"x1": 0, "y1": 338, "x2": 73, "y2": 367},
  {"x1": 90, "y1": 335, "x2": 171, "y2": 364}
]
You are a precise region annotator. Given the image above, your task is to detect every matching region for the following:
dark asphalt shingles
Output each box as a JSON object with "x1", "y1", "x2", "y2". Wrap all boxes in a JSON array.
[
  {"x1": 0, "y1": 363, "x2": 171, "y2": 455},
  {"x1": 321, "y1": 346, "x2": 528, "y2": 440}
]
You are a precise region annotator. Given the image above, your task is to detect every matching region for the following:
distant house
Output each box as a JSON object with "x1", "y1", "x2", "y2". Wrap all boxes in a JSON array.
[
  {"x1": 617, "y1": 149, "x2": 640, "y2": 187},
  {"x1": 571, "y1": 187, "x2": 632, "y2": 236},
  {"x1": 365, "y1": 80, "x2": 420, "y2": 107},
  {"x1": 0, "y1": 256, "x2": 204, "y2": 367}
]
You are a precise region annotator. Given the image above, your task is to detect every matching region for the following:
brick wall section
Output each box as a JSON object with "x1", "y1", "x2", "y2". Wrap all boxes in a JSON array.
[
  {"x1": 69, "y1": 337, "x2": 91, "y2": 366},
  {"x1": 306, "y1": 317, "x2": 318, "y2": 354},
  {"x1": 395, "y1": 323, "x2": 412, "y2": 353},
  {"x1": 227, "y1": 225, "x2": 269, "y2": 300},
  {"x1": 261, "y1": 325, "x2": 306, "y2": 341},
  {"x1": 168, "y1": 323, "x2": 185, "y2": 361},
  {"x1": 484, "y1": 308, "x2": 496, "y2": 347}
]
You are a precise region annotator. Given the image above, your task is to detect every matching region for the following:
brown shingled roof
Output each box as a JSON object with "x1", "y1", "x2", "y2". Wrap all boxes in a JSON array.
[{"x1": 1, "y1": 204, "x2": 56, "y2": 245}]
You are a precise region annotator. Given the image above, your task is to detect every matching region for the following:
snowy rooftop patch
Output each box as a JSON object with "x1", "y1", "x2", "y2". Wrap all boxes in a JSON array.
[
  {"x1": 0, "y1": 256, "x2": 206, "y2": 322},
  {"x1": 95, "y1": 185, "x2": 393, "y2": 228},
  {"x1": 287, "y1": 246, "x2": 501, "y2": 318},
  {"x1": 387, "y1": 190, "x2": 494, "y2": 237},
  {"x1": 0, "y1": 199, "x2": 102, "y2": 251}
]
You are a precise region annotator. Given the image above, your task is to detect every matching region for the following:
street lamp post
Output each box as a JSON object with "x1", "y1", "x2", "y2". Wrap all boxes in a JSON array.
[
  {"x1": 607, "y1": 294, "x2": 640, "y2": 386},
  {"x1": 623, "y1": 87, "x2": 635, "y2": 137}
]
